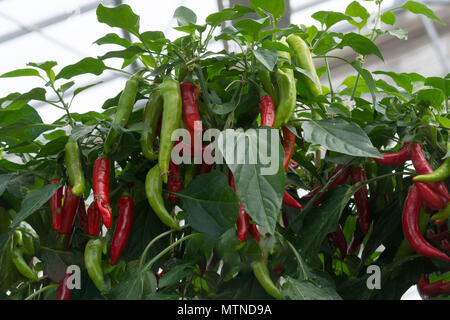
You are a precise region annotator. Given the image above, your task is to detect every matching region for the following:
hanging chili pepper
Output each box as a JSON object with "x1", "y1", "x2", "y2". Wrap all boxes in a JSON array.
[
  {"x1": 410, "y1": 142, "x2": 450, "y2": 201},
  {"x1": 58, "y1": 185, "x2": 81, "y2": 234},
  {"x1": 228, "y1": 170, "x2": 249, "y2": 242},
  {"x1": 402, "y1": 185, "x2": 450, "y2": 262},
  {"x1": 11, "y1": 247, "x2": 38, "y2": 282},
  {"x1": 413, "y1": 181, "x2": 447, "y2": 211},
  {"x1": 140, "y1": 89, "x2": 163, "y2": 160},
  {"x1": 77, "y1": 197, "x2": 89, "y2": 234},
  {"x1": 49, "y1": 179, "x2": 63, "y2": 232},
  {"x1": 93, "y1": 158, "x2": 112, "y2": 229},
  {"x1": 282, "y1": 126, "x2": 295, "y2": 171},
  {"x1": 110, "y1": 194, "x2": 134, "y2": 266},
  {"x1": 104, "y1": 75, "x2": 139, "y2": 155},
  {"x1": 282, "y1": 190, "x2": 303, "y2": 210},
  {"x1": 373, "y1": 141, "x2": 411, "y2": 166},
  {"x1": 57, "y1": 273, "x2": 72, "y2": 300},
  {"x1": 87, "y1": 203, "x2": 100, "y2": 236},
  {"x1": 251, "y1": 260, "x2": 283, "y2": 300},
  {"x1": 414, "y1": 143, "x2": 450, "y2": 182},
  {"x1": 145, "y1": 164, "x2": 180, "y2": 230},
  {"x1": 351, "y1": 168, "x2": 371, "y2": 235},
  {"x1": 159, "y1": 78, "x2": 182, "y2": 184},
  {"x1": 84, "y1": 239, "x2": 105, "y2": 292},
  {"x1": 181, "y1": 81, "x2": 202, "y2": 145},
  {"x1": 314, "y1": 165, "x2": 352, "y2": 207},
  {"x1": 259, "y1": 94, "x2": 275, "y2": 127},
  {"x1": 64, "y1": 137, "x2": 85, "y2": 196},
  {"x1": 167, "y1": 160, "x2": 182, "y2": 203},
  {"x1": 329, "y1": 224, "x2": 347, "y2": 260}
]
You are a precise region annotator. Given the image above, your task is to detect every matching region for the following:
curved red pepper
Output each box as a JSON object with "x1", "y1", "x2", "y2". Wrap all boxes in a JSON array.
[
  {"x1": 110, "y1": 194, "x2": 134, "y2": 265},
  {"x1": 57, "y1": 273, "x2": 72, "y2": 300},
  {"x1": 402, "y1": 185, "x2": 450, "y2": 262},
  {"x1": 93, "y1": 158, "x2": 112, "y2": 228},
  {"x1": 373, "y1": 141, "x2": 411, "y2": 166},
  {"x1": 58, "y1": 185, "x2": 80, "y2": 234},
  {"x1": 282, "y1": 190, "x2": 303, "y2": 210},
  {"x1": 282, "y1": 126, "x2": 295, "y2": 171},
  {"x1": 181, "y1": 81, "x2": 202, "y2": 145},
  {"x1": 351, "y1": 168, "x2": 371, "y2": 235},
  {"x1": 329, "y1": 224, "x2": 347, "y2": 259},
  {"x1": 87, "y1": 203, "x2": 100, "y2": 236},
  {"x1": 228, "y1": 170, "x2": 249, "y2": 242},
  {"x1": 410, "y1": 142, "x2": 450, "y2": 201},
  {"x1": 413, "y1": 181, "x2": 447, "y2": 211},
  {"x1": 168, "y1": 160, "x2": 182, "y2": 203},
  {"x1": 259, "y1": 95, "x2": 275, "y2": 127},
  {"x1": 77, "y1": 197, "x2": 89, "y2": 234},
  {"x1": 50, "y1": 179, "x2": 63, "y2": 232}
]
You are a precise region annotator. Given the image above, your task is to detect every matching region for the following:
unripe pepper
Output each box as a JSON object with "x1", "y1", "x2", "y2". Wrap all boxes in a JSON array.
[
  {"x1": 93, "y1": 158, "x2": 112, "y2": 228},
  {"x1": 140, "y1": 89, "x2": 163, "y2": 160},
  {"x1": 84, "y1": 239, "x2": 105, "y2": 292},
  {"x1": 181, "y1": 81, "x2": 202, "y2": 144},
  {"x1": 251, "y1": 260, "x2": 283, "y2": 300},
  {"x1": 373, "y1": 141, "x2": 410, "y2": 166},
  {"x1": 159, "y1": 78, "x2": 182, "y2": 183},
  {"x1": 87, "y1": 203, "x2": 100, "y2": 236},
  {"x1": 274, "y1": 38, "x2": 296, "y2": 128},
  {"x1": 259, "y1": 70, "x2": 276, "y2": 102},
  {"x1": 49, "y1": 179, "x2": 63, "y2": 232},
  {"x1": 104, "y1": 75, "x2": 139, "y2": 155},
  {"x1": 414, "y1": 142, "x2": 450, "y2": 182},
  {"x1": 168, "y1": 160, "x2": 182, "y2": 203},
  {"x1": 282, "y1": 126, "x2": 295, "y2": 171},
  {"x1": 402, "y1": 185, "x2": 450, "y2": 262},
  {"x1": 259, "y1": 94, "x2": 276, "y2": 127},
  {"x1": 145, "y1": 164, "x2": 180, "y2": 230},
  {"x1": 58, "y1": 185, "x2": 81, "y2": 234},
  {"x1": 64, "y1": 137, "x2": 85, "y2": 196},
  {"x1": 413, "y1": 181, "x2": 447, "y2": 211},
  {"x1": 11, "y1": 247, "x2": 39, "y2": 282},
  {"x1": 110, "y1": 194, "x2": 134, "y2": 265},
  {"x1": 351, "y1": 168, "x2": 371, "y2": 235}
]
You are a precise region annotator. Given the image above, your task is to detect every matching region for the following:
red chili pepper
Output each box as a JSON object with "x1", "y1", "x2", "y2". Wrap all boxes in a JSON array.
[
  {"x1": 314, "y1": 165, "x2": 352, "y2": 206},
  {"x1": 228, "y1": 170, "x2": 249, "y2": 242},
  {"x1": 50, "y1": 179, "x2": 63, "y2": 232},
  {"x1": 110, "y1": 194, "x2": 134, "y2": 266},
  {"x1": 329, "y1": 224, "x2": 347, "y2": 259},
  {"x1": 413, "y1": 181, "x2": 447, "y2": 211},
  {"x1": 282, "y1": 126, "x2": 295, "y2": 171},
  {"x1": 410, "y1": 142, "x2": 450, "y2": 201},
  {"x1": 248, "y1": 217, "x2": 260, "y2": 243},
  {"x1": 168, "y1": 160, "x2": 182, "y2": 203},
  {"x1": 402, "y1": 185, "x2": 450, "y2": 262},
  {"x1": 58, "y1": 185, "x2": 80, "y2": 234},
  {"x1": 373, "y1": 141, "x2": 411, "y2": 166},
  {"x1": 57, "y1": 273, "x2": 72, "y2": 300},
  {"x1": 351, "y1": 168, "x2": 371, "y2": 235},
  {"x1": 197, "y1": 162, "x2": 214, "y2": 175},
  {"x1": 93, "y1": 158, "x2": 112, "y2": 228},
  {"x1": 289, "y1": 159, "x2": 300, "y2": 169},
  {"x1": 281, "y1": 209, "x2": 289, "y2": 227},
  {"x1": 417, "y1": 274, "x2": 450, "y2": 299},
  {"x1": 282, "y1": 190, "x2": 303, "y2": 210},
  {"x1": 87, "y1": 203, "x2": 100, "y2": 236},
  {"x1": 273, "y1": 265, "x2": 284, "y2": 274},
  {"x1": 347, "y1": 234, "x2": 364, "y2": 255},
  {"x1": 77, "y1": 197, "x2": 89, "y2": 234},
  {"x1": 259, "y1": 94, "x2": 275, "y2": 127},
  {"x1": 181, "y1": 82, "x2": 202, "y2": 145}
]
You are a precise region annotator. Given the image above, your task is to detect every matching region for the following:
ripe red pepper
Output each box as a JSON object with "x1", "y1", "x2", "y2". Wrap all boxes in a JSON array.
[
  {"x1": 248, "y1": 217, "x2": 260, "y2": 243},
  {"x1": 282, "y1": 126, "x2": 295, "y2": 171},
  {"x1": 50, "y1": 179, "x2": 63, "y2": 232},
  {"x1": 197, "y1": 162, "x2": 214, "y2": 175},
  {"x1": 351, "y1": 168, "x2": 371, "y2": 235},
  {"x1": 373, "y1": 141, "x2": 411, "y2": 166},
  {"x1": 417, "y1": 274, "x2": 450, "y2": 299},
  {"x1": 281, "y1": 209, "x2": 289, "y2": 227},
  {"x1": 87, "y1": 203, "x2": 100, "y2": 236},
  {"x1": 413, "y1": 181, "x2": 447, "y2": 211},
  {"x1": 110, "y1": 194, "x2": 134, "y2": 265},
  {"x1": 168, "y1": 160, "x2": 182, "y2": 203},
  {"x1": 314, "y1": 165, "x2": 352, "y2": 206},
  {"x1": 228, "y1": 170, "x2": 249, "y2": 242},
  {"x1": 259, "y1": 94, "x2": 275, "y2": 127},
  {"x1": 180, "y1": 82, "x2": 202, "y2": 145},
  {"x1": 57, "y1": 273, "x2": 72, "y2": 300},
  {"x1": 77, "y1": 197, "x2": 89, "y2": 234},
  {"x1": 282, "y1": 190, "x2": 303, "y2": 210},
  {"x1": 58, "y1": 185, "x2": 80, "y2": 234},
  {"x1": 410, "y1": 142, "x2": 450, "y2": 201},
  {"x1": 93, "y1": 158, "x2": 112, "y2": 228},
  {"x1": 402, "y1": 185, "x2": 450, "y2": 262},
  {"x1": 329, "y1": 224, "x2": 347, "y2": 259}
]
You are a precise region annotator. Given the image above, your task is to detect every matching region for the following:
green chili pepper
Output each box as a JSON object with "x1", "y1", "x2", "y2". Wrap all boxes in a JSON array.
[
  {"x1": 104, "y1": 75, "x2": 139, "y2": 155},
  {"x1": 84, "y1": 239, "x2": 105, "y2": 292},
  {"x1": 274, "y1": 38, "x2": 296, "y2": 129},
  {"x1": 11, "y1": 247, "x2": 39, "y2": 282},
  {"x1": 414, "y1": 143, "x2": 450, "y2": 182},
  {"x1": 158, "y1": 78, "x2": 182, "y2": 183},
  {"x1": 251, "y1": 260, "x2": 283, "y2": 300},
  {"x1": 140, "y1": 89, "x2": 163, "y2": 160},
  {"x1": 145, "y1": 164, "x2": 180, "y2": 230},
  {"x1": 64, "y1": 137, "x2": 85, "y2": 196},
  {"x1": 432, "y1": 202, "x2": 450, "y2": 220}
]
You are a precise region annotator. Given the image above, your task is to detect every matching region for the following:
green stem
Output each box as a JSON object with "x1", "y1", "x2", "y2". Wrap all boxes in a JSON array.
[
  {"x1": 324, "y1": 56, "x2": 334, "y2": 102},
  {"x1": 24, "y1": 284, "x2": 58, "y2": 300},
  {"x1": 275, "y1": 231, "x2": 308, "y2": 280}
]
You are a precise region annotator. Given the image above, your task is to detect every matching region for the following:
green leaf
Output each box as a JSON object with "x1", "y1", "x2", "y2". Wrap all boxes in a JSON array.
[
  {"x1": 400, "y1": 1, "x2": 444, "y2": 25},
  {"x1": 381, "y1": 11, "x2": 396, "y2": 25},
  {"x1": 0, "y1": 68, "x2": 41, "y2": 78},
  {"x1": 73, "y1": 81, "x2": 103, "y2": 98},
  {"x1": 99, "y1": 46, "x2": 145, "y2": 60},
  {"x1": 13, "y1": 87, "x2": 47, "y2": 102},
  {"x1": 0, "y1": 174, "x2": 13, "y2": 197},
  {"x1": 437, "y1": 116, "x2": 450, "y2": 129},
  {"x1": 37, "y1": 136, "x2": 68, "y2": 157},
  {"x1": 55, "y1": 57, "x2": 106, "y2": 80},
  {"x1": 296, "y1": 185, "x2": 350, "y2": 264},
  {"x1": 373, "y1": 70, "x2": 425, "y2": 94},
  {"x1": 282, "y1": 276, "x2": 342, "y2": 300},
  {"x1": 234, "y1": 17, "x2": 270, "y2": 40},
  {"x1": 311, "y1": 11, "x2": 352, "y2": 30},
  {"x1": 179, "y1": 171, "x2": 239, "y2": 238},
  {"x1": 338, "y1": 33, "x2": 384, "y2": 61},
  {"x1": 11, "y1": 183, "x2": 59, "y2": 228},
  {"x1": 250, "y1": 0, "x2": 285, "y2": 20},
  {"x1": 158, "y1": 264, "x2": 194, "y2": 288},
  {"x1": 302, "y1": 118, "x2": 382, "y2": 158},
  {"x1": 217, "y1": 128, "x2": 285, "y2": 235},
  {"x1": 345, "y1": 1, "x2": 370, "y2": 30},
  {"x1": 416, "y1": 87, "x2": 445, "y2": 107},
  {"x1": 206, "y1": 5, "x2": 253, "y2": 26},
  {"x1": 140, "y1": 31, "x2": 166, "y2": 52},
  {"x1": 107, "y1": 266, "x2": 143, "y2": 300},
  {"x1": 27, "y1": 61, "x2": 57, "y2": 74},
  {"x1": 173, "y1": 6, "x2": 197, "y2": 27},
  {"x1": 388, "y1": 28, "x2": 408, "y2": 40},
  {"x1": 254, "y1": 47, "x2": 278, "y2": 71},
  {"x1": 94, "y1": 33, "x2": 131, "y2": 47},
  {"x1": 96, "y1": 3, "x2": 140, "y2": 36}
]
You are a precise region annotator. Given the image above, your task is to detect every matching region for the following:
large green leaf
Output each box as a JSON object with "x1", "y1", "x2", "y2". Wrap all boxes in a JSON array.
[
  {"x1": 282, "y1": 276, "x2": 342, "y2": 300},
  {"x1": 311, "y1": 11, "x2": 352, "y2": 30},
  {"x1": 250, "y1": 0, "x2": 285, "y2": 20},
  {"x1": 107, "y1": 266, "x2": 143, "y2": 300},
  {"x1": 179, "y1": 170, "x2": 239, "y2": 238},
  {"x1": 399, "y1": 0, "x2": 444, "y2": 24},
  {"x1": 0, "y1": 68, "x2": 41, "y2": 78},
  {"x1": 173, "y1": 6, "x2": 197, "y2": 27},
  {"x1": 96, "y1": 3, "x2": 140, "y2": 36},
  {"x1": 302, "y1": 118, "x2": 382, "y2": 158},
  {"x1": 338, "y1": 33, "x2": 383, "y2": 61},
  {"x1": 55, "y1": 57, "x2": 106, "y2": 80}
]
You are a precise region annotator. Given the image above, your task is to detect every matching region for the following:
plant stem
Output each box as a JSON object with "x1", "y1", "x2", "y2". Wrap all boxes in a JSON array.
[
  {"x1": 324, "y1": 56, "x2": 334, "y2": 102},
  {"x1": 25, "y1": 284, "x2": 58, "y2": 300}
]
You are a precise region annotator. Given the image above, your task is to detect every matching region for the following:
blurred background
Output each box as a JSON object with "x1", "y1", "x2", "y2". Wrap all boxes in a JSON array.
[{"x1": 0, "y1": 0, "x2": 449, "y2": 299}]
